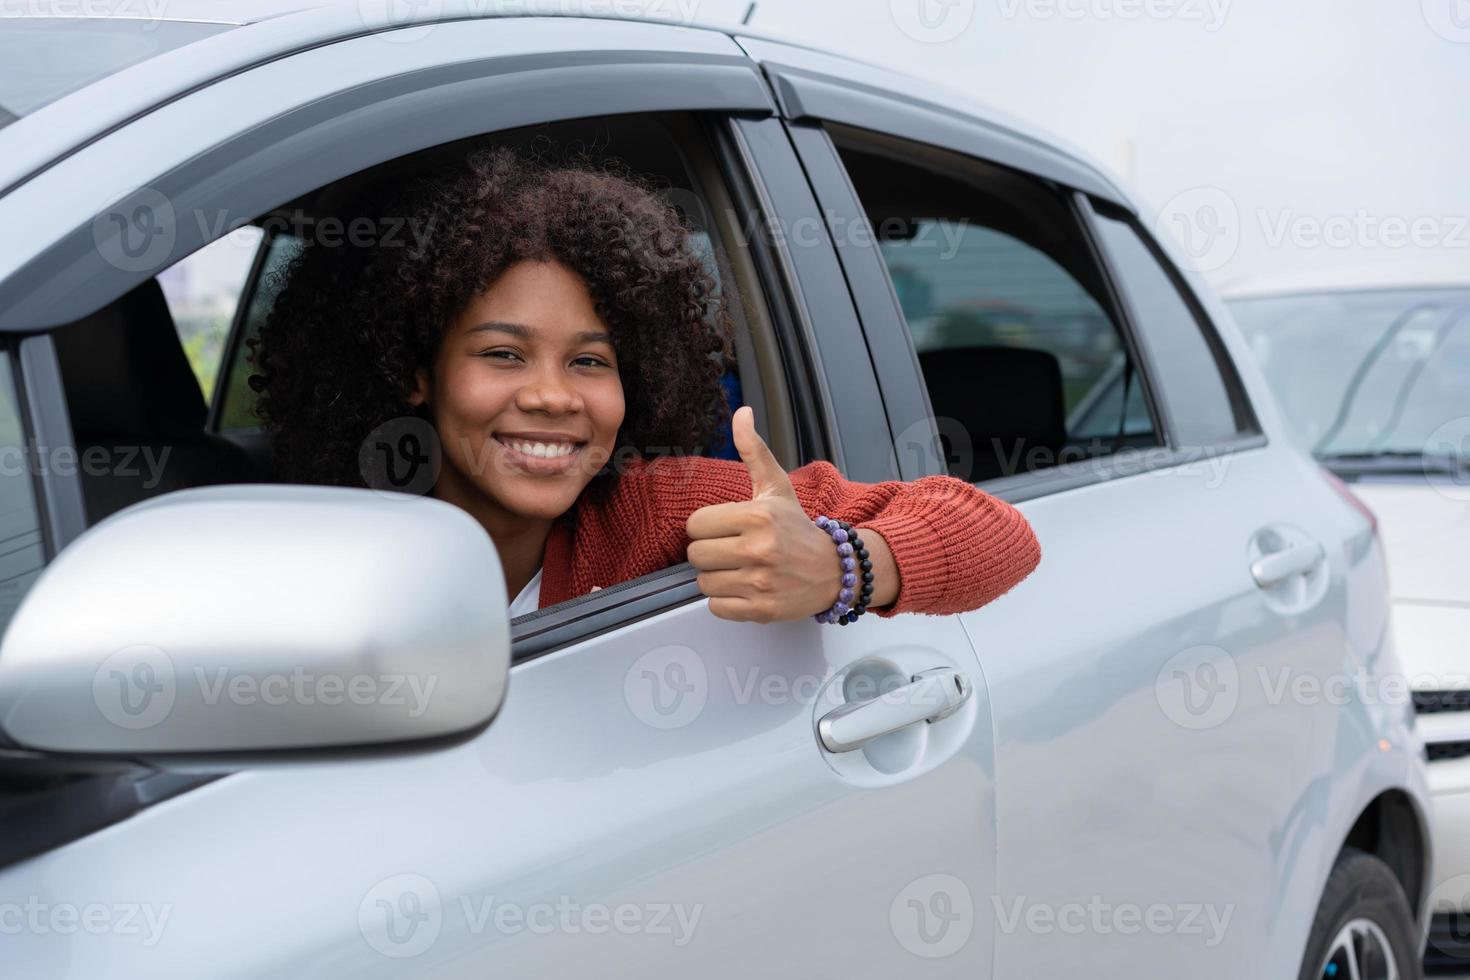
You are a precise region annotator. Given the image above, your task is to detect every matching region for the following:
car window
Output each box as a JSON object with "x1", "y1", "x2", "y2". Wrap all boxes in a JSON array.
[
  {"x1": 215, "y1": 232, "x2": 303, "y2": 432},
  {"x1": 47, "y1": 111, "x2": 791, "y2": 636},
  {"x1": 1087, "y1": 204, "x2": 1252, "y2": 447},
  {"x1": 827, "y1": 124, "x2": 1161, "y2": 483},
  {"x1": 0, "y1": 354, "x2": 46, "y2": 631},
  {"x1": 157, "y1": 226, "x2": 262, "y2": 404},
  {"x1": 212, "y1": 114, "x2": 751, "y2": 455},
  {"x1": 1229, "y1": 287, "x2": 1470, "y2": 459}
]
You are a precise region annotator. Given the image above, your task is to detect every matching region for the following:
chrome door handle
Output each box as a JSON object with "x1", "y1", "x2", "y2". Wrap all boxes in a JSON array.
[
  {"x1": 1250, "y1": 540, "x2": 1324, "y2": 589},
  {"x1": 817, "y1": 668, "x2": 972, "y2": 754}
]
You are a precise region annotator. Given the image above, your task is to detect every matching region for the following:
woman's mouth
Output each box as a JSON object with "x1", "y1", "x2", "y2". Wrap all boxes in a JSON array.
[{"x1": 492, "y1": 434, "x2": 587, "y2": 474}]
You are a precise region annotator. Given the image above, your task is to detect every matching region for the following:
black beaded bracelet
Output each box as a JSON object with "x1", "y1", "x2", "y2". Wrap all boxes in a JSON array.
[{"x1": 811, "y1": 516, "x2": 875, "y2": 625}]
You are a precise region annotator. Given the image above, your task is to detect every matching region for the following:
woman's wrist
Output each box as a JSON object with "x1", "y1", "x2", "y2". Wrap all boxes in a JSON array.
[{"x1": 855, "y1": 526, "x2": 899, "y2": 609}]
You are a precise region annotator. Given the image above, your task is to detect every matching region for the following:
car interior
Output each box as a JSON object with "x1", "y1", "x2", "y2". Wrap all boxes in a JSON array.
[
  {"x1": 827, "y1": 122, "x2": 1163, "y2": 481},
  {"x1": 46, "y1": 112, "x2": 796, "y2": 528}
]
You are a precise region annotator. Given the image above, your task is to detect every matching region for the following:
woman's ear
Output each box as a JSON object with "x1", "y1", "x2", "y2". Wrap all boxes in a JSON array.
[{"x1": 408, "y1": 368, "x2": 430, "y2": 407}]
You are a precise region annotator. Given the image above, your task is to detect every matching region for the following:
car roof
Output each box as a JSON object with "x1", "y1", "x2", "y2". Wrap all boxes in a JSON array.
[
  {"x1": 1219, "y1": 267, "x2": 1470, "y2": 300},
  {"x1": 1, "y1": 2, "x2": 1128, "y2": 207}
]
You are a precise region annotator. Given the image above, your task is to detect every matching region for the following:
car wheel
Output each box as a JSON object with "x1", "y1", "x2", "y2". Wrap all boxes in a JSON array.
[{"x1": 1299, "y1": 847, "x2": 1421, "y2": 980}]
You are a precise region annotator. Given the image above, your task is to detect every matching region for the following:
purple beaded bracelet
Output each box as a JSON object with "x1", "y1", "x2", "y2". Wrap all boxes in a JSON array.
[{"x1": 812, "y1": 516, "x2": 876, "y2": 625}]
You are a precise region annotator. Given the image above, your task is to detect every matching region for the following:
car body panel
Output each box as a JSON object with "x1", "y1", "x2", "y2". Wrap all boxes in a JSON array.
[
  {"x1": 0, "y1": 10, "x2": 1438, "y2": 978},
  {"x1": 1350, "y1": 482, "x2": 1470, "y2": 607},
  {"x1": 4, "y1": 596, "x2": 1000, "y2": 978},
  {"x1": 0, "y1": 16, "x2": 772, "y2": 328}
]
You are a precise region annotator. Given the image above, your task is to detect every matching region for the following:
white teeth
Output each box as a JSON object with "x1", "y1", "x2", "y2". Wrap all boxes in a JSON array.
[{"x1": 506, "y1": 439, "x2": 577, "y2": 459}]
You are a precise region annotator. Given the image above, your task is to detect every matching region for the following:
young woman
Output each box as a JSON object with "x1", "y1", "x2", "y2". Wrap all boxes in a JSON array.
[{"x1": 251, "y1": 145, "x2": 1041, "y2": 623}]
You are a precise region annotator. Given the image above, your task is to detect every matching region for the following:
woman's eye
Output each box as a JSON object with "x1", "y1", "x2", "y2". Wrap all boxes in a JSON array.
[
  {"x1": 477, "y1": 349, "x2": 521, "y2": 362},
  {"x1": 572, "y1": 356, "x2": 610, "y2": 368}
]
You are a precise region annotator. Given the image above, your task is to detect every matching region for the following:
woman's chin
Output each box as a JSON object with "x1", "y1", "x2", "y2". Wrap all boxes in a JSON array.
[{"x1": 491, "y1": 480, "x2": 587, "y2": 522}]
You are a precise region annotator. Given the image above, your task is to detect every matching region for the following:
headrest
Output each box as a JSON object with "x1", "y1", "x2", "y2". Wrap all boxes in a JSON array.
[
  {"x1": 916, "y1": 345, "x2": 1067, "y2": 482},
  {"x1": 51, "y1": 278, "x2": 207, "y2": 440}
]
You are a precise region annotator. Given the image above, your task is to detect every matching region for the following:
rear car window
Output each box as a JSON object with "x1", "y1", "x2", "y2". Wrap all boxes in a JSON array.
[{"x1": 0, "y1": 18, "x2": 230, "y2": 130}]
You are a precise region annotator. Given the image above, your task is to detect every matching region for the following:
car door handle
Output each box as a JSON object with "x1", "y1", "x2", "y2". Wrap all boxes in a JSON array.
[
  {"x1": 1250, "y1": 540, "x2": 1325, "y2": 589},
  {"x1": 817, "y1": 668, "x2": 972, "y2": 753}
]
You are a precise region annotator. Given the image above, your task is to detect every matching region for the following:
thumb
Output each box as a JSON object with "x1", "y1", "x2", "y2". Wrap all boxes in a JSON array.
[{"x1": 732, "y1": 406, "x2": 796, "y2": 500}]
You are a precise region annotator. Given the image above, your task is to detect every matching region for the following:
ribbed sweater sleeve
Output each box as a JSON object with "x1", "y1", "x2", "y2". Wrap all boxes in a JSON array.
[{"x1": 636, "y1": 455, "x2": 1042, "y2": 618}]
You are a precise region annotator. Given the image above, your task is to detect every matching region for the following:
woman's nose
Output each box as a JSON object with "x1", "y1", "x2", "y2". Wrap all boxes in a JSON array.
[{"x1": 515, "y1": 364, "x2": 582, "y2": 416}]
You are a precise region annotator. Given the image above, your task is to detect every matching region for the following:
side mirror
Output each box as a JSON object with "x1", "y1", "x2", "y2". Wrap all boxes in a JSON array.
[{"x1": 0, "y1": 485, "x2": 509, "y2": 764}]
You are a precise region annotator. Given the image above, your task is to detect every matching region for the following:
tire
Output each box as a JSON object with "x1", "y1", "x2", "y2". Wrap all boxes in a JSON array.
[{"x1": 1298, "y1": 847, "x2": 1422, "y2": 980}]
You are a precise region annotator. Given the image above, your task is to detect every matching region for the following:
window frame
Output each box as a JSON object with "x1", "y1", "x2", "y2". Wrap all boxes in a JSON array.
[
  {"x1": 206, "y1": 227, "x2": 278, "y2": 433},
  {"x1": 791, "y1": 117, "x2": 1182, "y2": 497},
  {"x1": 758, "y1": 52, "x2": 1270, "y2": 502},
  {"x1": 0, "y1": 20, "x2": 846, "y2": 859},
  {"x1": 511, "y1": 111, "x2": 876, "y2": 663},
  {"x1": 1078, "y1": 196, "x2": 1263, "y2": 449}
]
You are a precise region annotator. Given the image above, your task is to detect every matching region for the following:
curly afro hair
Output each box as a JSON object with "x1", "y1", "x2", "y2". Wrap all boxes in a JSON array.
[{"x1": 248, "y1": 143, "x2": 735, "y2": 504}]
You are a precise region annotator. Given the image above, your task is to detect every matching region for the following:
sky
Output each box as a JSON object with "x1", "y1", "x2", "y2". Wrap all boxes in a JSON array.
[
  {"x1": 729, "y1": 0, "x2": 1470, "y2": 291},
  {"x1": 166, "y1": 0, "x2": 1470, "y2": 303}
]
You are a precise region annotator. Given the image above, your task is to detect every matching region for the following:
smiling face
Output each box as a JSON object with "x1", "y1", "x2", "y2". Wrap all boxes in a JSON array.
[{"x1": 412, "y1": 258, "x2": 625, "y2": 530}]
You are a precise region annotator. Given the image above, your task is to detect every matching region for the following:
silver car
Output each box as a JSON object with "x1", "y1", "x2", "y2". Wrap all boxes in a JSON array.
[
  {"x1": 0, "y1": 4, "x2": 1434, "y2": 978},
  {"x1": 1226, "y1": 273, "x2": 1470, "y2": 973}
]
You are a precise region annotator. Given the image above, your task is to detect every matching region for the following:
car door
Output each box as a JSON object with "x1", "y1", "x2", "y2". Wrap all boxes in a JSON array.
[
  {"x1": 0, "y1": 19, "x2": 1000, "y2": 978},
  {"x1": 751, "y1": 39, "x2": 1369, "y2": 976}
]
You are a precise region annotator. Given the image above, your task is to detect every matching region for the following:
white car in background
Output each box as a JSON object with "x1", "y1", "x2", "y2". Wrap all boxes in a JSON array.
[{"x1": 1225, "y1": 272, "x2": 1470, "y2": 973}]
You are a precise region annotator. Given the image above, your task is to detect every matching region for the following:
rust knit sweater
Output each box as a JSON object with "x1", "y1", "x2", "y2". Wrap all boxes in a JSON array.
[{"x1": 538, "y1": 455, "x2": 1042, "y2": 617}]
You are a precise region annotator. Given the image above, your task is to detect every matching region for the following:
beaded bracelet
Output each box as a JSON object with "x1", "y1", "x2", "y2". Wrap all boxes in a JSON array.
[{"x1": 812, "y1": 516, "x2": 875, "y2": 625}]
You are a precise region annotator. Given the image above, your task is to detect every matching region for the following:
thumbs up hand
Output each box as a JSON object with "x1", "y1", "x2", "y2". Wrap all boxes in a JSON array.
[{"x1": 685, "y1": 406, "x2": 843, "y2": 622}]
